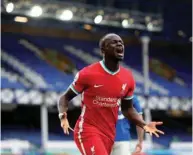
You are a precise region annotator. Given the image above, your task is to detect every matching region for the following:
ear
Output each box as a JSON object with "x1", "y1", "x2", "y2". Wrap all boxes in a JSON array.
[
  {"x1": 98, "y1": 47, "x2": 103, "y2": 57},
  {"x1": 101, "y1": 47, "x2": 105, "y2": 54}
]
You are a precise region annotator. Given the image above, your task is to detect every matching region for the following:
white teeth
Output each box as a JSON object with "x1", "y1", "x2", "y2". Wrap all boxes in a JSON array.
[{"x1": 118, "y1": 53, "x2": 123, "y2": 56}]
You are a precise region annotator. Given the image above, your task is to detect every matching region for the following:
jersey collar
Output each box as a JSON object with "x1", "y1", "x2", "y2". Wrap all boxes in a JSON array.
[{"x1": 99, "y1": 60, "x2": 120, "y2": 75}]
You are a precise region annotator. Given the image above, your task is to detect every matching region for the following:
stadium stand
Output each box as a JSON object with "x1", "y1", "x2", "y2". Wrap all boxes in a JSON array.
[{"x1": 1, "y1": 33, "x2": 191, "y2": 97}]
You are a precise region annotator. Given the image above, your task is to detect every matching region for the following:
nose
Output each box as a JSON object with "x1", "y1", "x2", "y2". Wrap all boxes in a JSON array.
[{"x1": 117, "y1": 42, "x2": 122, "y2": 46}]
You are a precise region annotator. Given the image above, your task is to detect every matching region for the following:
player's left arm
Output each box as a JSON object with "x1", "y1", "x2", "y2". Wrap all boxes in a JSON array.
[
  {"x1": 133, "y1": 96, "x2": 144, "y2": 144},
  {"x1": 121, "y1": 72, "x2": 164, "y2": 137},
  {"x1": 121, "y1": 98, "x2": 146, "y2": 129},
  {"x1": 133, "y1": 96, "x2": 144, "y2": 153},
  {"x1": 135, "y1": 114, "x2": 144, "y2": 153}
]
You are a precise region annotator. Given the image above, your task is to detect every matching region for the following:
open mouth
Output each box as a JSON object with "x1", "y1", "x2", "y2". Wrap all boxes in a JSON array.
[{"x1": 115, "y1": 46, "x2": 124, "y2": 56}]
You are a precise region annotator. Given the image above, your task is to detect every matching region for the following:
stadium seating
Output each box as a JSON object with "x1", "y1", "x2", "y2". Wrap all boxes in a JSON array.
[
  {"x1": 1, "y1": 33, "x2": 191, "y2": 97},
  {"x1": 1, "y1": 34, "x2": 74, "y2": 91}
]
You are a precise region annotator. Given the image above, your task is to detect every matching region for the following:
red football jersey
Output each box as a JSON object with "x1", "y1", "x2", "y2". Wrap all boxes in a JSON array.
[{"x1": 70, "y1": 60, "x2": 135, "y2": 141}]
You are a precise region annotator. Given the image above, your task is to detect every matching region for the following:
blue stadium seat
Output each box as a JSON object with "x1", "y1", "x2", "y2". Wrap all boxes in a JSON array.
[{"x1": 1, "y1": 33, "x2": 191, "y2": 97}]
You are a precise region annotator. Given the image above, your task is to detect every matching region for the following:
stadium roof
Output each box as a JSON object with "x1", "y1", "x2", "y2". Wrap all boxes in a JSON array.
[{"x1": 2, "y1": 0, "x2": 163, "y2": 32}]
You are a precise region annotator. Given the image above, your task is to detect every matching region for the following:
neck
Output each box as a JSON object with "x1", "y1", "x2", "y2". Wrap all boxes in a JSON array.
[{"x1": 103, "y1": 58, "x2": 119, "y2": 72}]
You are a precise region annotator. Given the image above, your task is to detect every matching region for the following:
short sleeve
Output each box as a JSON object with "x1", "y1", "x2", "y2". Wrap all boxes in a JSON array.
[
  {"x1": 133, "y1": 96, "x2": 143, "y2": 114},
  {"x1": 123, "y1": 72, "x2": 135, "y2": 100},
  {"x1": 70, "y1": 69, "x2": 87, "y2": 95}
]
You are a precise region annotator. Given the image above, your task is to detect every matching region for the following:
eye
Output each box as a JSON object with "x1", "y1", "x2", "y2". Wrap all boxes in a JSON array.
[
  {"x1": 112, "y1": 40, "x2": 118, "y2": 44},
  {"x1": 119, "y1": 40, "x2": 123, "y2": 44}
]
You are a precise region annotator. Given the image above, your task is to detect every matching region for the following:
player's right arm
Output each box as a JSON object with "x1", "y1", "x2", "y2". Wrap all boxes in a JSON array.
[
  {"x1": 58, "y1": 88, "x2": 77, "y2": 135},
  {"x1": 58, "y1": 69, "x2": 87, "y2": 134},
  {"x1": 58, "y1": 88, "x2": 77, "y2": 114}
]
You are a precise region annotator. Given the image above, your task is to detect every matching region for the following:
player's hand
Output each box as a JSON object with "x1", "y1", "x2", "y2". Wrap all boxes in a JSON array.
[
  {"x1": 143, "y1": 122, "x2": 164, "y2": 137},
  {"x1": 60, "y1": 118, "x2": 70, "y2": 135},
  {"x1": 133, "y1": 142, "x2": 142, "y2": 154}
]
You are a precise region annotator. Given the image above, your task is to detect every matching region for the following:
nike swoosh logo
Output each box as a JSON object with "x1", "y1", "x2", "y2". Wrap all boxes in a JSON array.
[{"x1": 94, "y1": 85, "x2": 103, "y2": 88}]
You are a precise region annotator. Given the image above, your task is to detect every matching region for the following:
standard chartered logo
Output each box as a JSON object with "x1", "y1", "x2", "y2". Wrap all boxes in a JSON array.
[{"x1": 93, "y1": 96, "x2": 120, "y2": 107}]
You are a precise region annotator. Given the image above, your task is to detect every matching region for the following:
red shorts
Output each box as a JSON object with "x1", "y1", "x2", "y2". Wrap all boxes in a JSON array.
[{"x1": 74, "y1": 132, "x2": 114, "y2": 155}]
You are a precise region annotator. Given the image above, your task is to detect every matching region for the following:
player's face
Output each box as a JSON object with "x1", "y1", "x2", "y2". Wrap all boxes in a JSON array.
[{"x1": 103, "y1": 35, "x2": 125, "y2": 61}]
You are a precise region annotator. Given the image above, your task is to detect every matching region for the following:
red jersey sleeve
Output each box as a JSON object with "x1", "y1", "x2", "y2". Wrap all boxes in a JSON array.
[
  {"x1": 123, "y1": 71, "x2": 135, "y2": 100},
  {"x1": 70, "y1": 69, "x2": 88, "y2": 95}
]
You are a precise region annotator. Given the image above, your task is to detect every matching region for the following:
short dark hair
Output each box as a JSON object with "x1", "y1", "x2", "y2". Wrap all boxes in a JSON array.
[{"x1": 99, "y1": 33, "x2": 118, "y2": 49}]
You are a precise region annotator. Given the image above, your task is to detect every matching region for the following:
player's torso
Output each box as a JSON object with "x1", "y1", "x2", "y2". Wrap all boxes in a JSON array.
[
  {"x1": 76, "y1": 62, "x2": 130, "y2": 139},
  {"x1": 85, "y1": 73, "x2": 127, "y2": 103},
  {"x1": 83, "y1": 62, "x2": 129, "y2": 112}
]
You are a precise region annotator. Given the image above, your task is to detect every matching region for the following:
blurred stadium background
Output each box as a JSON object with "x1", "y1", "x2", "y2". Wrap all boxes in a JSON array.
[{"x1": 1, "y1": 0, "x2": 192, "y2": 155}]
